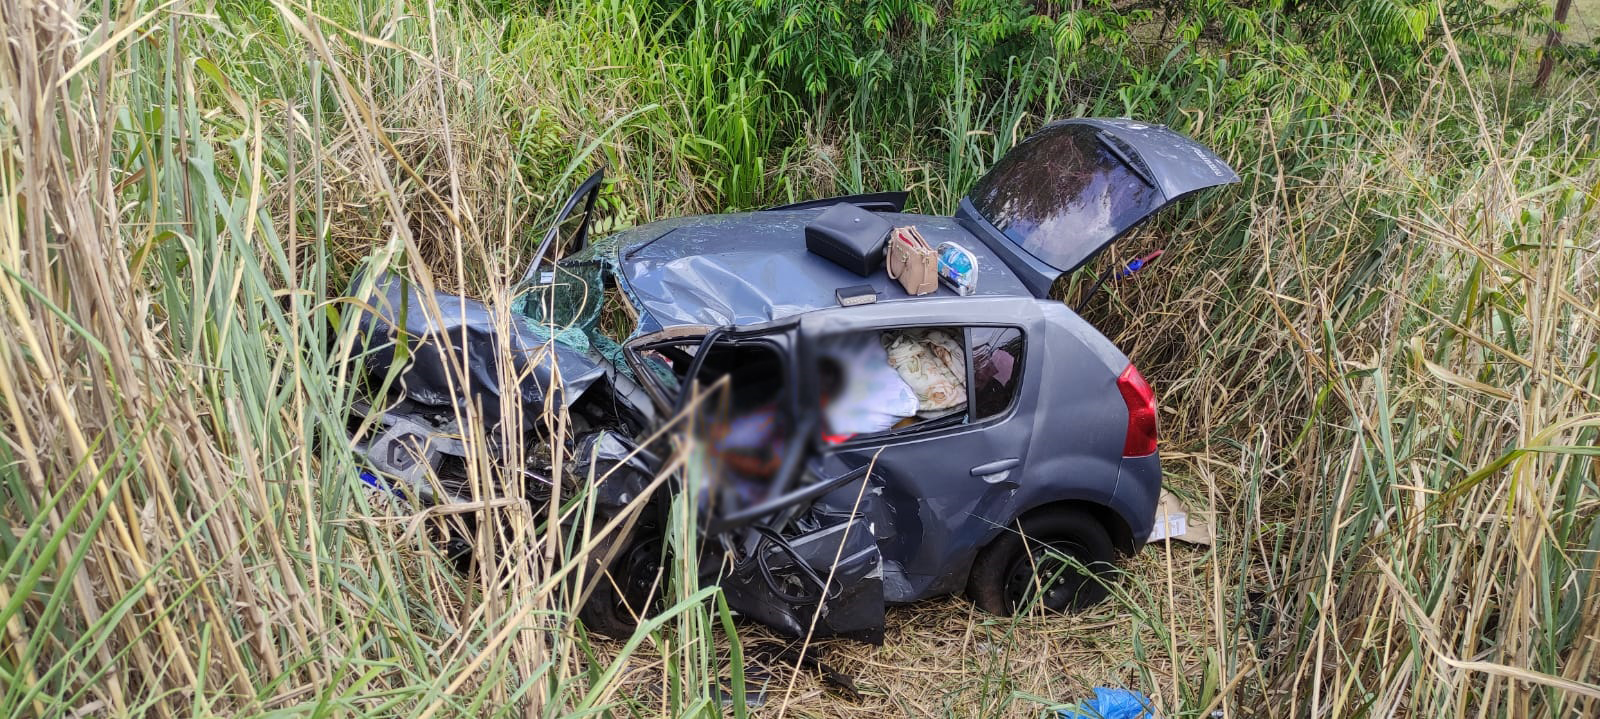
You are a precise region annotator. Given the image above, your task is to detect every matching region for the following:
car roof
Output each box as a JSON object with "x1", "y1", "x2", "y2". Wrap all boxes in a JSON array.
[{"x1": 611, "y1": 208, "x2": 1034, "y2": 337}]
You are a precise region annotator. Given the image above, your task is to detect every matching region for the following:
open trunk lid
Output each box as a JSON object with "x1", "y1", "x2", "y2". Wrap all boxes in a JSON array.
[{"x1": 956, "y1": 118, "x2": 1239, "y2": 297}]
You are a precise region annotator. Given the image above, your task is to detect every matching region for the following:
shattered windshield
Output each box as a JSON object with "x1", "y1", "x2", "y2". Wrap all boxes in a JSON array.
[
  {"x1": 515, "y1": 260, "x2": 605, "y2": 337},
  {"x1": 512, "y1": 237, "x2": 640, "y2": 378}
]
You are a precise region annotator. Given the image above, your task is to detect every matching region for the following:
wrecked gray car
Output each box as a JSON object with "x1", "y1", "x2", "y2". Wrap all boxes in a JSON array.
[{"x1": 347, "y1": 118, "x2": 1238, "y2": 643}]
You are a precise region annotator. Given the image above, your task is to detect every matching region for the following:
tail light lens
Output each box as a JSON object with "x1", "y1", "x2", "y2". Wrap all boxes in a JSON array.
[{"x1": 1117, "y1": 364, "x2": 1158, "y2": 456}]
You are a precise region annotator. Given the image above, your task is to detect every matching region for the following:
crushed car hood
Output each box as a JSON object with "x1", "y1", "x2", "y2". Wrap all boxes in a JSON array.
[{"x1": 349, "y1": 271, "x2": 606, "y2": 430}]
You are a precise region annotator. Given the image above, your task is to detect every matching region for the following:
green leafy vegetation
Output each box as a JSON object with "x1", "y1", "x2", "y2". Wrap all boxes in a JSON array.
[{"x1": 2, "y1": 0, "x2": 1596, "y2": 717}]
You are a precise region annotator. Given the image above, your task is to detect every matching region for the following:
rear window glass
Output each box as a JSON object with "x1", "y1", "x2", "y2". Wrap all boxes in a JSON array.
[
  {"x1": 967, "y1": 123, "x2": 1162, "y2": 270},
  {"x1": 970, "y1": 327, "x2": 1023, "y2": 419}
]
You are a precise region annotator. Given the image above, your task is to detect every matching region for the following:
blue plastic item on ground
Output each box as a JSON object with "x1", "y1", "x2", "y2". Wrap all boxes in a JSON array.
[
  {"x1": 357, "y1": 470, "x2": 406, "y2": 500},
  {"x1": 1059, "y1": 687, "x2": 1156, "y2": 719}
]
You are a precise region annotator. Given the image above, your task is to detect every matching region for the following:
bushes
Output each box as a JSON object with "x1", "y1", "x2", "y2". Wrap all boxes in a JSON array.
[{"x1": 486, "y1": 0, "x2": 1564, "y2": 217}]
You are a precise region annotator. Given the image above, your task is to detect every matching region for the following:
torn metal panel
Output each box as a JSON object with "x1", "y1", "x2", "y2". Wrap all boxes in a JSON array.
[
  {"x1": 350, "y1": 271, "x2": 606, "y2": 431},
  {"x1": 716, "y1": 472, "x2": 891, "y2": 643},
  {"x1": 720, "y1": 511, "x2": 887, "y2": 645},
  {"x1": 572, "y1": 431, "x2": 657, "y2": 513}
]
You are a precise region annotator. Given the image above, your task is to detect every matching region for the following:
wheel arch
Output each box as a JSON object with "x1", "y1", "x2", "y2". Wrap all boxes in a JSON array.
[{"x1": 1015, "y1": 499, "x2": 1137, "y2": 557}]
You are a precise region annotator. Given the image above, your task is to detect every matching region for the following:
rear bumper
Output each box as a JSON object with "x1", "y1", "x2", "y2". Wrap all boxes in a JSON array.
[{"x1": 1114, "y1": 452, "x2": 1162, "y2": 547}]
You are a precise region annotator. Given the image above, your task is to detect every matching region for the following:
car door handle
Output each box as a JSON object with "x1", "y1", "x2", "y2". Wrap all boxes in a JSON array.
[{"x1": 970, "y1": 458, "x2": 1021, "y2": 477}]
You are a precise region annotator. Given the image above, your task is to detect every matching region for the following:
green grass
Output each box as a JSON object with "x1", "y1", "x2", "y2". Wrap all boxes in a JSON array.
[{"x1": 2, "y1": 0, "x2": 1598, "y2": 717}]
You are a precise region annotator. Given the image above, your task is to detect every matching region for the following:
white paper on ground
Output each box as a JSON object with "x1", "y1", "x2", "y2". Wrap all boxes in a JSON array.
[
  {"x1": 1149, "y1": 510, "x2": 1189, "y2": 542},
  {"x1": 1149, "y1": 489, "x2": 1214, "y2": 546}
]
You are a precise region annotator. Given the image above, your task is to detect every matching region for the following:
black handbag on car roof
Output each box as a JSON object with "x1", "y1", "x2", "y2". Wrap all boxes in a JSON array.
[{"x1": 805, "y1": 203, "x2": 891, "y2": 277}]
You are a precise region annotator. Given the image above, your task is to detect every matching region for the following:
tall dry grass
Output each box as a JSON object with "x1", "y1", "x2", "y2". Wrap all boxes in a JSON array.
[
  {"x1": 1134, "y1": 83, "x2": 1600, "y2": 715},
  {"x1": 0, "y1": 0, "x2": 724, "y2": 716}
]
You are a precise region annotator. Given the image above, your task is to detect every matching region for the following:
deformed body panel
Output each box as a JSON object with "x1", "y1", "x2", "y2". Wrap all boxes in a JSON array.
[
  {"x1": 350, "y1": 271, "x2": 606, "y2": 430},
  {"x1": 613, "y1": 211, "x2": 1031, "y2": 333}
]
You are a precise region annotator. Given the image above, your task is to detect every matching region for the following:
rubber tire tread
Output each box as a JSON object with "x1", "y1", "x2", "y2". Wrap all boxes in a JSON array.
[{"x1": 965, "y1": 508, "x2": 1117, "y2": 616}]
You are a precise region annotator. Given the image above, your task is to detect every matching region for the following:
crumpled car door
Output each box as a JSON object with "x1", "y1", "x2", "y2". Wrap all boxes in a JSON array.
[{"x1": 716, "y1": 466, "x2": 888, "y2": 644}]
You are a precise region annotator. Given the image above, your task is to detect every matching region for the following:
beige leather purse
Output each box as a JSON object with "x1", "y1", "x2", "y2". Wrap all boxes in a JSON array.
[{"x1": 886, "y1": 226, "x2": 939, "y2": 295}]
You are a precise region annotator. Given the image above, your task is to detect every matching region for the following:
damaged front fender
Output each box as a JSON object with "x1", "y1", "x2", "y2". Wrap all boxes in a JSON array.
[
  {"x1": 349, "y1": 271, "x2": 607, "y2": 431},
  {"x1": 572, "y1": 431, "x2": 659, "y2": 514}
]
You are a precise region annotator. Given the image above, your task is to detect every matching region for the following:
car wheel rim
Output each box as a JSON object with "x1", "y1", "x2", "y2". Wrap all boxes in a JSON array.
[
  {"x1": 618, "y1": 538, "x2": 663, "y2": 614},
  {"x1": 1003, "y1": 541, "x2": 1091, "y2": 613}
]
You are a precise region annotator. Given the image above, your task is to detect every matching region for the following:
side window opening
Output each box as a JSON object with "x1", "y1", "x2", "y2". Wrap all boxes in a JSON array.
[
  {"x1": 817, "y1": 326, "x2": 968, "y2": 441},
  {"x1": 689, "y1": 340, "x2": 792, "y2": 497},
  {"x1": 633, "y1": 333, "x2": 801, "y2": 503},
  {"x1": 636, "y1": 339, "x2": 785, "y2": 413},
  {"x1": 816, "y1": 324, "x2": 1025, "y2": 444},
  {"x1": 696, "y1": 342, "x2": 785, "y2": 413},
  {"x1": 635, "y1": 340, "x2": 697, "y2": 394}
]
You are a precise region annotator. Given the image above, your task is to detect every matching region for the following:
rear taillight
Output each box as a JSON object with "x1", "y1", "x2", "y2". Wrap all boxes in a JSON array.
[{"x1": 1117, "y1": 364, "x2": 1158, "y2": 457}]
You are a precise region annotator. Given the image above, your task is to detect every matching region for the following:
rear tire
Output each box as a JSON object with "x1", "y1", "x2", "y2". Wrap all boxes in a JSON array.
[{"x1": 966, "y1": 508, "x2": 1117, "y2": 616}]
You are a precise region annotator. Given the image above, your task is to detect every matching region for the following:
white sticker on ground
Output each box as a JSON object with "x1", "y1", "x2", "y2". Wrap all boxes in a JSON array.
[{"x1": 1149, "y1": 511, "x2": 1188, "y2": 542}]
